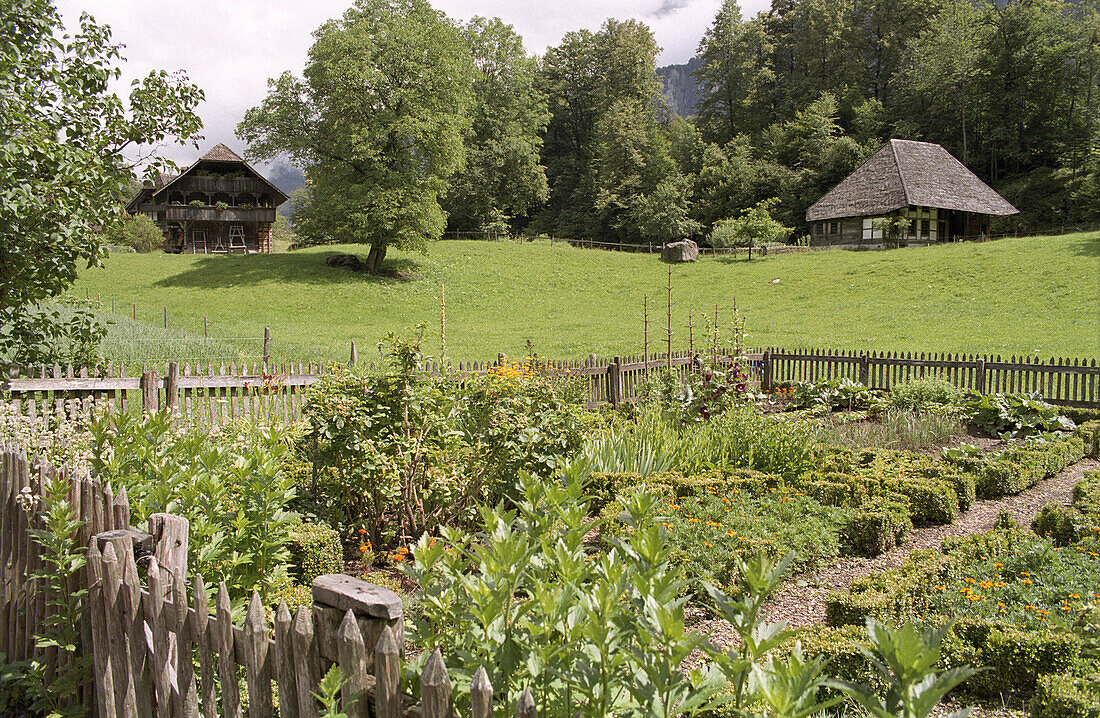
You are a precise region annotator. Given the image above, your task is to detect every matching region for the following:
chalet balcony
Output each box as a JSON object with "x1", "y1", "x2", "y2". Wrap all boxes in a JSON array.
[
  {"x1": 176, "y1": 177, "x2": 266, "y2": 193},
  {"x1": 165, "y1": 206, "x2": 278, "y2": 223}
]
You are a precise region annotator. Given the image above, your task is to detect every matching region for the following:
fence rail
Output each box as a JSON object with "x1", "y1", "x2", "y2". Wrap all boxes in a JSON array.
[
  {"x1": 0, "y1": 445, "x2": 537, "y2": 718},
  {"x1": 3, "y1": 348, "x2": 1098, "y2": 423}
]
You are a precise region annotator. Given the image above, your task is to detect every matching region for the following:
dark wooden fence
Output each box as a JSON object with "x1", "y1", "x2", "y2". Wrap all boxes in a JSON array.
[
  {"x1": 3, "y1": 349, "x2": 1098, "y2": 423},
  {"x1": 0, "y1": 444, "x2": 536, "y2": 718}
]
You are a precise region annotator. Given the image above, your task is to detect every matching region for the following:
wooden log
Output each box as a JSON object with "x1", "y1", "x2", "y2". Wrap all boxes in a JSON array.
[
  {"x1": 470, "y1": 666, "x2": 493, "y2": 718},
  {"x1": 215, "y1": 583, "x2": 242, "y2": 718},
  {"x1": 191, "y1": 576, "x2": 217, "y2": 718},
  {"x1": 336, "y1": 609, "x2": 369, "y2": 718},
  {"x1": 166, "y1": 362, "x2": 180, "y2": 412},
  {"x1": 420, "y1": 648, "x2": 453, "y2": 718},
  {"x1": 244, "y1": 592, "x2": 273, "y2": 718},
  {"x1": 140, "y1": 370, "x2": 159, "y2": 414},
  {"x1": 374, "y1": 625, "x2": 401, "y2": 718},
  {"x1": 291, "y1": 606, "x2": 320, "y2": 718},
  {"x1": 274, "y1": 601, "x2": 300, "y2": 718},
  {"x1": 171, "y1": 572, "x2": 198, "y2": 718}
]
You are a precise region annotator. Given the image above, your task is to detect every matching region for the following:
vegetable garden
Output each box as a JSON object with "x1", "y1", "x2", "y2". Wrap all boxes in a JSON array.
[{"x1": 2, "y1": 333, "x2": 1099, "y2": 717}]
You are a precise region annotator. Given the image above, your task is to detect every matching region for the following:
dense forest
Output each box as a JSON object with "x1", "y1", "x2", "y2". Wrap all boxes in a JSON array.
[{"x1": 247, "y1": 0, "x2": 1100, "y2": 256}]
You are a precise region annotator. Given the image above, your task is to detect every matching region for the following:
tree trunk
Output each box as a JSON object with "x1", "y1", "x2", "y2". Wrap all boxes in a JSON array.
[{"x1": 365, "y1": 243, "x2": 388, "y2": 274}]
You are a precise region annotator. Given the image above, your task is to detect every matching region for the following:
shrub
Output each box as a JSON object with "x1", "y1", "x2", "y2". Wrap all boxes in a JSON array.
[
  {"x1": 1031, "y1": 672, "x2": 1100, "y2": 718},
  {"x1": 88, "y1": 410, "x2": 299, "y2": 604},
  {"x1": 287, "y1": 521, "x2": 343, "y2": 584},
  {"x1": 838, "y1": 497, "x2": 912, "y2": 556},
  {"x1": 1076, "y1": 420, "x2": 1100, "y2": 459},
  {"x1": 950, "y1": 621, "x2": 1081, "y2": 698},
  {"x1": 788, "y1": 377, "x2": 878, "y2": 412},
  {"x1": 1032, "y1": 504, "x2": 1091, "y2": 547},
  {"x1": 888, "y1": 377, "x2": 964, "y2": 412},
  {"x1": 960, "y1": 391, "x2": 1076, "y2": 439},
  {"x1": 1062, "y1": 407, "x2": 1100, "y2": 425},
  {"x1": 102, "y1": 213, "x2": 163, "y2": 252}
]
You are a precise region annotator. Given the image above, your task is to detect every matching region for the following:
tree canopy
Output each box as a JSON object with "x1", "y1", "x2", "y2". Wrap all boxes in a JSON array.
[
  {"x1": 238, "y1": 0, "x2": 475, "y2": 273},
  {"x1": 0, "y1": 0, "x2": 203, "y2": 362}
]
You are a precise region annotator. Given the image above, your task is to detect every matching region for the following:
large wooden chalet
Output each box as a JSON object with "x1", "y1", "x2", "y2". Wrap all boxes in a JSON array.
[
  {"x1": 126, "y1": 144, "x2": 288, "y2": 254},
  {"x1": 805, "y1": 139, "x2": 1018, "y2": 249}
]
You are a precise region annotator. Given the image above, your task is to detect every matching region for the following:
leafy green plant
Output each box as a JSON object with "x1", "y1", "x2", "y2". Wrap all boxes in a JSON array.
[
  {"x1": 102, "y1": 214, "x2": 163, "y2": 253},
  {"x1": 788, "y1": 378, "x2": 878, "y2": 412},
  {"x1": 315, "y1": 665, "x2": 351, "y2": 718},
  {"x1": 833, "y1": 620, "x2": 979, "y2": 718},
  {"x1": 406, "y1": 474, "x2": 726, "y2": 717},
  {"x1": 960, "y1": 391, "x2": 1075, "y2": 439},
  {"x1": 888, "y1": 377, "x2": 964, "y2": 413},
  {"x1": 89, "y1": 410, "x2": 298, "y2": 604},
  {"x1": 20, "y1": 476, "x2": 92, "y2": 716}
]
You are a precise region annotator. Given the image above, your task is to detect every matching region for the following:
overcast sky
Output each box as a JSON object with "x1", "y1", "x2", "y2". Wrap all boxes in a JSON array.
[{"x1": 55, "y1": 0, "x2": 771, "y2": 168}]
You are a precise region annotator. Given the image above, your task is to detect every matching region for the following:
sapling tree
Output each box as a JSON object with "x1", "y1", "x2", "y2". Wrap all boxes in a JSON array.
[{"x1": 709, "y1": 197, "x2": 792, "y2": 258}]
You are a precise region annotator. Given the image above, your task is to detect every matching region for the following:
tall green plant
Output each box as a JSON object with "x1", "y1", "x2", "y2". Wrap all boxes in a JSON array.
[{"x1": 22, "y1": 476, "x2": 91, "y2": 716}]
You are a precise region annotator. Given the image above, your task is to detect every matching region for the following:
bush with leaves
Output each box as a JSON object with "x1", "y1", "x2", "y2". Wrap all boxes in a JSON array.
[
  {"x1": 102, "y1": 213, "x2": 163, "y2": 252},
  {"x1": 888, "y1": 377, "x2": 964, "y2": 413},
  {"x1": 960, "y1": 391, "x2": 1075, "y2": 439},
  {"x1": 88, "y1": 410, "x2": 299, "y2": 604},
  {"x1": 301, "y1": 332, "x2": 586, "y2": 550},
  {"x1": 787, "y1": 377, "x2": 879, "y2": 412}
]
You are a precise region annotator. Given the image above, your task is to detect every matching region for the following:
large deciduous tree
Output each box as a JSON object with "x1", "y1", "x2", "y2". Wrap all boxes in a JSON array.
[
  {"x1": 443, "y1": 17, "x2": 549, "y2": 235},
  {"x1": 238, "y1": 0, "x2": 474, "y2": 274},
  {"x1": 0, "y1": 0, "x2": 203, "y2": 363}
]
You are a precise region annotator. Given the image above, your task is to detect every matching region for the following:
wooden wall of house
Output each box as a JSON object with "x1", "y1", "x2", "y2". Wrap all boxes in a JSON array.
[{"x1": 809, "y1": 217, "x2": 863, "y2": 247}]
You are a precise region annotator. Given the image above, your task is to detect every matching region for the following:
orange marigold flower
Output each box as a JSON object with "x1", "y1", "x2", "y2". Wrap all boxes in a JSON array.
[
  {"x1": 359, "y1": 545, "x2": 370, "y2": 553},
  {"x1": 1022, "y1": 579, "x2": 1033, "y2": 585},
  {"x1": 979, "y1": 581, "x2": 993, "y2": 589},
  {"x1": 392, "y1": 554, "x2": 406, "y2": 563},
  {"x1": 358, "y1": 528, "x2": 367, "y2": 535},
  {"x1": 994, "y1": 582, "x2": 1006, "y2": 588}
]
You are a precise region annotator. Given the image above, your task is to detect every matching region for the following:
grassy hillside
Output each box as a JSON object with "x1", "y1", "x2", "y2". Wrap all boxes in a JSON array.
[{"x1": 72, "y1": 233, "x2": 1100, "y2": 363}]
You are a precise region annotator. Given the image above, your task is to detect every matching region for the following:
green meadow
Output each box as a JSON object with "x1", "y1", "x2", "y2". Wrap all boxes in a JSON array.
[{"x1": 72, "y1": 232, "x2": 1100, "y2": 364}]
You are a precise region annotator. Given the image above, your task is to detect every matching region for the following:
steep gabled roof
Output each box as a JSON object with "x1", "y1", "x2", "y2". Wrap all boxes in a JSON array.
[
  {"x1": 805, "y1": 139, "x2": 1018, "y2": 222},
  {"x1": 150, "y1": 143, "x2": 290, "y2": 206},
  {"x1": 201, "y1": 143, "x2": 244, "y2": 162}
]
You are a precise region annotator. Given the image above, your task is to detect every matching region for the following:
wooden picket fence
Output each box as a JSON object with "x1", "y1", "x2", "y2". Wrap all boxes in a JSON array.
[
  {"x1": 2, "y1": 348, "x2": 1098, "y2": 425},
  {"x1": 0, "y1": 444, "x2": 538, "y2": 718}
]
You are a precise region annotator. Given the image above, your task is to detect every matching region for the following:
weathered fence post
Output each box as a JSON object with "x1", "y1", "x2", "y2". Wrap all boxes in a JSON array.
[
  {"x1": 311, "y1": 574, "x2": 404, "y2": 669},
  {"x1": 976, "y1": 358, "x2": 987, "y2": 394},
  {"x1": 497, "y1": 352, "x2": 506, "y2": 367},
  {"x1": 263, "y1": 327, "x2": 271, "y2": 366},
  {"x1": 349, "y1": 341, "x2": 358, "y2": 366},
  {"x1": 859, "y1": 353, "x2": 870, "y2": 386},
  {"x1": 140, "y1": 370, "x2": 159, "y2": 414},
  {"x1": 762, "y1": 350, "x2": 773, "y2": 392},
  {"x1": 609, "y1": 356, "x2": 623, "y2": 409},
  {"x1": 164, "y1": 362, "x2": 179, "y2": 412}
]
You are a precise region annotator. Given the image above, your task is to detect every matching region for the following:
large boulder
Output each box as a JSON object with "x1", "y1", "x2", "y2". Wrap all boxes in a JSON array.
[
  {"x1": 325, "y1": 253, "x2": 365, "y2": 272},
  {"x1": 661, "y1": 239, "x2": 699, "y2": 263}
]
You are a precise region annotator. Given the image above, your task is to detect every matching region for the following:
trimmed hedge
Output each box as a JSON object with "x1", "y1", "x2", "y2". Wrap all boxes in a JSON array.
[
  {"x1": 945, "y1": 435, "x2": 1086, "y2": 498},
  {"x1": 837, "y1": 497, "x2": 912, "y2": 556},
  {"x1": 1077, "y1": 420, "x2": 1100, "y2": 459},
  {"x1": 1063, "y1": 407, "x2": 1100, "y2": 425},
  {"x1": 944, "y1": 618, "x2": 1081, "y2": 699},
  {"x1": 825, "y1": 549, "x2": 941, "y2": 627},
  {"x1": 287, "y1": 521, "x2": 343, "y2": 585},
  {"x1": 1031, "y1": 672, "x2": 1100, "y2": 718}
]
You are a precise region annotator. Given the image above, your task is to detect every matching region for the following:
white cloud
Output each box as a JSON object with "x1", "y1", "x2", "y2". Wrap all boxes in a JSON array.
[{"x1": 54, "y1": 0, "x2": 770, "y2": 167}]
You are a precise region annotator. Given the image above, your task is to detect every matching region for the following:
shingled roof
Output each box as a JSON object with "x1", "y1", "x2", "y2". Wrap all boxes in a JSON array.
[
  {"x1": 200, "y1": 143, "x2": 245, "y2": 163},
  {"x1": 805, "y1": 139, "x2": 1018, "y2": 222}
]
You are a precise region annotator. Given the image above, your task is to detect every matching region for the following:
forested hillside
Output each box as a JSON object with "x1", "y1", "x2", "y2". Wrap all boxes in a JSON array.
[{"x1": 246, "y1": 0, "x2": 1099, "y2": 262}]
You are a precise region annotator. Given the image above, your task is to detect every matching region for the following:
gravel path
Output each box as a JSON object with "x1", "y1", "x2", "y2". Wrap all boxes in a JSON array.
[{"x1": 693, "y1": 458, "x2": 1099, "y2": 649}]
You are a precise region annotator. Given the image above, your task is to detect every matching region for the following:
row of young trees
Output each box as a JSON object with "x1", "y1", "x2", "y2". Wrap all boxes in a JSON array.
[{"x1": 240, "y1": 0, "x2": 1100, "y2": 271}]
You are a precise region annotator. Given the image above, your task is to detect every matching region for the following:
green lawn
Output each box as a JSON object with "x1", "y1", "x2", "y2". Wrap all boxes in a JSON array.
[{"x1": 72, "y1": 233, "x2": 1100, "y2": 363}]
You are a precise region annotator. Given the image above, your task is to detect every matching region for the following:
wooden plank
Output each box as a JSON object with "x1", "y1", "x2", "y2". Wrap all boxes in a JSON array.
[
  {"x1": 144, "y1": 559, "x2": 174, "y2": 716},
  {"x1": 336, "y1": 609, "x2": 369, "y2": 718},
  {"x1": 374, "y1": 625, "x2": 401, "y2": 718},
  {"x1": 274, "y1": 602, "x2": 300, "y2": 718},
  {"x1": 244, "y1": 592, "x2": 273, "y2": 718},
  {"x1": 99, "y1": 539, "x2": 139, "y2": 718},
  {"x1": 215, "y1": 583, "x2": 242, "y2": 718},
  {"x1": 191, "y1": 576, "x2": 217, "y2": 718},
  {"x1": 1, "y1": 377, "x2": 142, "y2": 393},
  {"x1": 515, "y1": 688, "x2": 537, "y2": 718},
  {"x1": 291, "y1": 606, "x2": 320, "y2": 718},
  {"x1": 420, "y1": 648, "x2": 453, "y2": 718},
  {"x1": 87, "y1": 541, "x2": 116, "y2": 718},
  {"x1": 172, "y1": 572, "x2": 198, "y2": 718},
  {"x1": 470, "y1": 667, "x2": 493, "y2": 718}
]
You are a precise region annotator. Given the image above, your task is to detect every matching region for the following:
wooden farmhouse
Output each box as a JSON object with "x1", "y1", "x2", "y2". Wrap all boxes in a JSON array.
[
  {"x1": 805, "y1": 139, "x2": 1018, "y2": 248},
  {"x1": 126, "y1": 144, "x2": 288, "y2": 254}
]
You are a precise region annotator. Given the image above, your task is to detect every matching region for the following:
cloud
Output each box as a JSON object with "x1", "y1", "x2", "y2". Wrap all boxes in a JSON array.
[{"x1": 651, "y1": 0, "x2": 692, "y2": 19}]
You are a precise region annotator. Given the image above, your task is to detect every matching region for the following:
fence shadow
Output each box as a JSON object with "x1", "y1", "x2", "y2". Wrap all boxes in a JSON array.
[{"x1": 153, "y1": 252, "x2": 422, "y2": 289}]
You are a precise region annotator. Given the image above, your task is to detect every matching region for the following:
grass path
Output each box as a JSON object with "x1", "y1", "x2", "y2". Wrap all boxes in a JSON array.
[{"x1": 73, "y1": 232, "x2": 1100, "y2": 362}]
